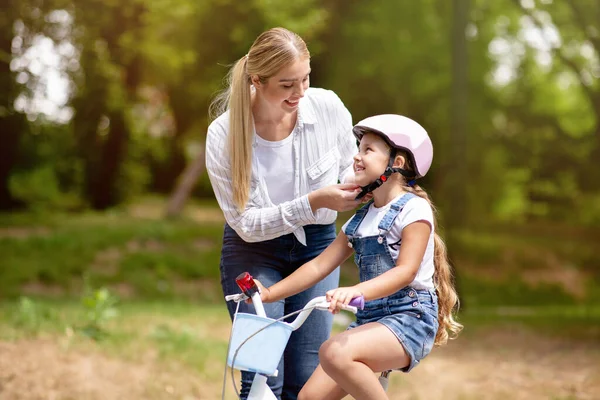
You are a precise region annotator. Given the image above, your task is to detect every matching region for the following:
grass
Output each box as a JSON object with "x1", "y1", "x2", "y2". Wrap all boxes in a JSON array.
[
  {"x1": 0, "y1": 200, "x2": 224, "y2": 300},
  {"x1": 457, "y1": 304, "x2": 600, "y2": 342},
  {"x1": 1, "y1": 297, "x2": 599, "y2": 400},
  {"x1": 1, "y1": 196, "x2": 599, "y2": 307},
  {"x1": 0, "y1": 298, "x2": 230, "y2": 373},
  {"x1": 2, "y1": 197, "x2": 599, "y2": 399},
  {"x1": 0, "y1": 298, "x2": 597, "y2": 370}
]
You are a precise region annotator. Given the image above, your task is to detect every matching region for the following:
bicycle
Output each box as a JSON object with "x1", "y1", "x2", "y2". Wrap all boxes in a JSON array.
[{"x1": 221, "y1": 272, "x2": 391, "y2": 400}]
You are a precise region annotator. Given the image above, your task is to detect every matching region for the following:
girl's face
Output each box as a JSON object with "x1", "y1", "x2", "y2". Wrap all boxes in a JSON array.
[
  {"x1": 253, "y1": 58, "x2": 311, "y2": 114},
  {"x1": 353, "y1": 133, "x2": 393, "y2": 186}
]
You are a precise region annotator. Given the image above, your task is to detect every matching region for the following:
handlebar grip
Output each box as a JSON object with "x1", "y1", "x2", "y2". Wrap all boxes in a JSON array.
[
  {"x1": 339, "y1": 304, "x2": 358, "y2": 314},
  {"x1": 348, "y1": 295, "x2": 364, "y2": 310},
  {"x1": 225, "y1": 293, "x2": 248, "y2": 302}
]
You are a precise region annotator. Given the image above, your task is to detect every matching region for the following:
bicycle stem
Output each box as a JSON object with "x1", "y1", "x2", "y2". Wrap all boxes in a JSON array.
[{"x1": 250, "y1": 291, "x2": 267, "y2": 317}]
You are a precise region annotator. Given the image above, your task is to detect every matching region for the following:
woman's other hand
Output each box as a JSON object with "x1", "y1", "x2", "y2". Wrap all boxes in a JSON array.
[
  {"x1": 244, "y1": 279, "x2": 272, "y2": 304},
  {"x1": 309, "y1": 183, "x2": 361, "y2": 213},
  {"x1": 360, "y1": 192, "x2": 373, "y2": 203},
  {"x1": 256, "y1": 279, "x2": 272, "y2": 303}
]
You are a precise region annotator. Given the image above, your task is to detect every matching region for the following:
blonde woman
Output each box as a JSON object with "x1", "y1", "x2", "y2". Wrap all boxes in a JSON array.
[
  {"x1": 205, "y1": 27, "x2": 360, "y2": 399},
  {"x1": 255, "y1": 115, "x2": 463, "y2": 399}
]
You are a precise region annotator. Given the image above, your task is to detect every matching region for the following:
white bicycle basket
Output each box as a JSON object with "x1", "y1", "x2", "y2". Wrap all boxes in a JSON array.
[{"x1": 227, "y1": 313, "x2": 293, "y2": 376}]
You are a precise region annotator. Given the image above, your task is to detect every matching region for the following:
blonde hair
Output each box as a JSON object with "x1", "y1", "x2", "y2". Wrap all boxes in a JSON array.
[
  {"x1": 395, "y1": 152, "x2": 463, "y2": 346},
  {"x1": 209, "y1": 27, "x2": 310, "y2": 211}
]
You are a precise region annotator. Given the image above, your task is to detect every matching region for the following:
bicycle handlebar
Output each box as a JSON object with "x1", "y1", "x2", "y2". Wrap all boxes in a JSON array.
[
  {"x1": 287, "y1": 295, "x2": 357, "y2": 330},
  {"x1": 226, "y1": 272, "x2": 364, "y2": 331},
  {"x1": 225, "y1": 293, "x2": 362, "y2": 331}
]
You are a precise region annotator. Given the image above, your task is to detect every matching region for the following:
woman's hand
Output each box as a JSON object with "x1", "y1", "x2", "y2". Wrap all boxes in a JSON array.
[
  {"x1": 245, "y1": 279, "x2": 272, "y2": 304},
  {"x1": 360, "y1": 192, "x2": 373, "y2": 203},
  {"x1": 326, "y1": 286, "x2": 363, "y2": 314},
  {"x1": 309, "y1": 183, "x2": 361, "y2": 213},
  {"x1": 256, "y1": 280, "x2": 272, "y2": 303}
]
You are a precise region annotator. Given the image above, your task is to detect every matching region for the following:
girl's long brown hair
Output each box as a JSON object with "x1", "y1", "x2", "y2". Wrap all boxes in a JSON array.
[
  {"x1": 404, "y1": 182, "x2": 463, "y2": 345},
  {"x1": 391, "y1": 149, "x2": 462, "y2": 346}
]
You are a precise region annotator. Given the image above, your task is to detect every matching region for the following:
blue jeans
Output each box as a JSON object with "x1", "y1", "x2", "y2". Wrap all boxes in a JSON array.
[{"x1": 220, "y1": 223, "x2": 339, "y2": 400}]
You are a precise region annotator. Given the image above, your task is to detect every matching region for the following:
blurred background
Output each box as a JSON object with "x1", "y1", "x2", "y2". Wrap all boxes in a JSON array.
[{"x1": 0, "y1": 0, "x2": 599, "y2": 399}]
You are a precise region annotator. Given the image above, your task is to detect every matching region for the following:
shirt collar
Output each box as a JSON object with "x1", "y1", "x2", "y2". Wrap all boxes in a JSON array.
[{"x1": 297, "y1": 95, "x2": 317, "y2": 125}]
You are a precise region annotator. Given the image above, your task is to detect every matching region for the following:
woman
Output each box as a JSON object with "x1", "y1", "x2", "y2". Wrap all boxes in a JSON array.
[{"x1": 205, "y1": 27, "x2": 360, "y2": 399}]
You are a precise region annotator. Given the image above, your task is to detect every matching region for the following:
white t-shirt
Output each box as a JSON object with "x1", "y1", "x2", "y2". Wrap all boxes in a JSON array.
[
  {"x1": 341, "y1": 195, "x2": 435, "y2": 289},
  {"x1": 254, "y1": 131, "x2": 295, "y2": 205}
]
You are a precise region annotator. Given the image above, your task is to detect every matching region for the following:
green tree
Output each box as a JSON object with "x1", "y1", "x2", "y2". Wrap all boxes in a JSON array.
[
  {"x1": 502, "y1": 0, "x2": 600, "y2": 224},
  {"x1": 70, "y1": 0, "x2": 147, "y2": 209},
  {"x1": 0, "y1": 0, "x2": 27, "y2": 210}
]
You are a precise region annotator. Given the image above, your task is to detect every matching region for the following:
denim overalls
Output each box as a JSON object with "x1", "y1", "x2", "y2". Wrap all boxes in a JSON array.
[{"x1": 344, "y1": 193, "x2": 439, "y2": 372}]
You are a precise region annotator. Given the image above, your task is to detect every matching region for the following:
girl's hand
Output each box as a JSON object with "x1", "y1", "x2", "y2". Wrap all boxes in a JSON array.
[{"x1": 326, "y1": 286, "x2": 363, "y2": 314}]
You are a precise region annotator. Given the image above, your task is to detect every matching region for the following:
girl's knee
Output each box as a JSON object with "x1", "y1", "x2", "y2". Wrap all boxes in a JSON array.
[
  {"x1": 319, "y1": 337, "x2": 349, "y2": 372},
  {"x1": 297, "y1": 387, "x2": 312, "y2": 400}
]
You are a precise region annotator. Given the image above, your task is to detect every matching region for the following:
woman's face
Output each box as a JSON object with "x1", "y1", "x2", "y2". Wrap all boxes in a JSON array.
[
  {"x1": 254, "y1": 58, "x2": 311, "y2": 114},
  {"x1": 353, "y1": 133, "x2": 394, "y2": 186}
]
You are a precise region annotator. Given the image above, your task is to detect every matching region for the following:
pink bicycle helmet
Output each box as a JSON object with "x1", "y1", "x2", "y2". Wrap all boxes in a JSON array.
[
  {"x1": 352, "y1": 114, "x2": 433, "y2": 199},
  {"x1": 353, "y1": 114, "x2": 433, "y2": 178}
]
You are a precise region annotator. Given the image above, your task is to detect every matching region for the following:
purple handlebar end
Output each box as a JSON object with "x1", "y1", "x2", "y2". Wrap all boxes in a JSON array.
[{"x1": 348, "y1": 295, "x2": 365, "y2": 310}]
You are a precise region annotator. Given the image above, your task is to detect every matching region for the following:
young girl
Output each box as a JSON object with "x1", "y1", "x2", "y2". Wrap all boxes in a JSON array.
[{"x1": 255, "y1": 114, "x2": 463, "y2": 400}]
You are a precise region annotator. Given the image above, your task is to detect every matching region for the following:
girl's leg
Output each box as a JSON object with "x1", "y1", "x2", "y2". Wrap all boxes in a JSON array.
[
  {"x1": 297, "y1": 365, "x2": 347, "y2": 400},
  {"x1": 319, "y1": 322, "x2": 410, "y2": 400}
]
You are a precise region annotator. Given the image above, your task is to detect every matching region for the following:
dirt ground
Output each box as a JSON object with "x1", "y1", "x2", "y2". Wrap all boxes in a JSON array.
[{"x1": 1, "y1": 327, "x2": 599, "y2": 400}]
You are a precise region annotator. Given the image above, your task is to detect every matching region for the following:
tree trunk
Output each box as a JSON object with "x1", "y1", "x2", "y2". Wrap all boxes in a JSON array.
[
  {"x1": 0, "y1": 116, "x2": 24, "y2": 210},
  {"x1": 72, "y1": 58, "x2": 106, "y2": 205},
  {"x1": 447, "y1": 0, "x2": 469, "y2": 308},
  {"x1": 0, "y1": 1, "x2": 25, "y2": 210},
  {"x1": 165, "y1": 146, "x2": 205, "y2": 218},
  {"x1": 448, "y1": 0, "x2": 469, "y2": 230},
  {"x1": 150, "y1": 85, "x2": 194, "y2": 194},
  {"x1": 91, "y1": 110, "x2": 128, "y2": 209},
  {"x1": 74, "y1": 4, "x2": 146, "y2": 209}
]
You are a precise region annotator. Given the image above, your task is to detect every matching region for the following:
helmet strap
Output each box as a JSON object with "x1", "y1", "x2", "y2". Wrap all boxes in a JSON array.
[{"x1": 354, "y1": 152, "x2": 416, "y2": 200}]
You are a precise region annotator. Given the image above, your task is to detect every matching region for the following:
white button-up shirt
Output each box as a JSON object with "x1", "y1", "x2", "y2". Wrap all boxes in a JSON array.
[{"x1": 206, "y1": 88, "x2": 357, "y2": 245}]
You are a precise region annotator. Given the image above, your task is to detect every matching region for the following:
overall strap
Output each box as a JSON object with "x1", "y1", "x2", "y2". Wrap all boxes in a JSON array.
[
  {"x1": 377, "y1": 193, "x2": 417, "y2": 233},
  {"x1": 344, "y1": 200, "x2": 374, "y2": 238}
]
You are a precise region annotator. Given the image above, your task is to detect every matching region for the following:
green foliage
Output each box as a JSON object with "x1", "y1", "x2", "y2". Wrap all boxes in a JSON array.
[
  {"x1": 0, "y1": 201, "x2": 223, "y2": 300},
  {"x1": 3, "y1": 2, "x2": 600, "y2": 319},
  {"x1": 79, "y1": 279, "x2": 119, "y2": 341},
  {"x1": 5, "y1": 0, "x2": 599, "y2": 229},
  {"x1": 149, "y1": 322, "x2": 228, "y2": 368},
  {"x1": 10, "y1": 296, "x2": 57, "y2": 335},
  {"x1": 9, "y1": 166, "x2": 63, "y2": 209}
]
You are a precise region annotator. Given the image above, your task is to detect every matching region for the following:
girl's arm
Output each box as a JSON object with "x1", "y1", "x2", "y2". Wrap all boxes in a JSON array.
[
  {"x1": 354, "y1": 220, "x2": 431, "y2": 301},
  {"x1": 262, "y1": 231, "x2": 354, "y2": 303}
]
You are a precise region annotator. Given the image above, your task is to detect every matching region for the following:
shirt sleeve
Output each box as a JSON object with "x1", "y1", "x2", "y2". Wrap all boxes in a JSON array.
[
  {"x1": 205, "y1": 119, "x2": 317, "y2": 243},
  {"x1": 330, "y1": 92, "x2": 357, "y2": 183},
  {"x1": 398, "y1": 197, "x2": 435, "y2": 231}
]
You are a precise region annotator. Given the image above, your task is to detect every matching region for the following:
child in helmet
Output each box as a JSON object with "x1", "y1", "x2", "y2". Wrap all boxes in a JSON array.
[{"x1": 256, "y1": 114, "x2": 462, "y2": 399}]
